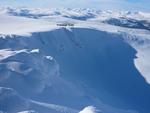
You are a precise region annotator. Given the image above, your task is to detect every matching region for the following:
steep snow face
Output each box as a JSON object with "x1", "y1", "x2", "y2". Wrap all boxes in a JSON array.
[
  {"x1": 0, "y1": 7, "x2": 150, "y2": 113},
  {"x1": 0, "y1": 28, "x2": 146, "y2": 113}
]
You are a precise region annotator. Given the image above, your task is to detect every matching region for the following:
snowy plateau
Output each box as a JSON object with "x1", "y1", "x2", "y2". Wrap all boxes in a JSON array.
[{"x1": 0, "y1": 7, "x2": 150, "y2": 113}]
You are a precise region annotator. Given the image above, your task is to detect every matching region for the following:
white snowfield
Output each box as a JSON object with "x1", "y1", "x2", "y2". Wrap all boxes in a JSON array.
[
  {"x1": 0, "y1": 14, "x2": 56, "y2": 36},
  {"x1": 0, "y1": 7, "x2": 150, "y2": 113}
]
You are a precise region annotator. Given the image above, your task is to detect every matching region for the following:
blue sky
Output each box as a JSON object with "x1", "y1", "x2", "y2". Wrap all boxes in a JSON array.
[{"x1": 0, "y1": 0, "x2": 150, "y2": 12}]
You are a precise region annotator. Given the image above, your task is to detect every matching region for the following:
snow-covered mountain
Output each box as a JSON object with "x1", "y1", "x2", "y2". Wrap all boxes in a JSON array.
[{"x1": 0, "y1": 7, "x2": 150, "y2": 113}]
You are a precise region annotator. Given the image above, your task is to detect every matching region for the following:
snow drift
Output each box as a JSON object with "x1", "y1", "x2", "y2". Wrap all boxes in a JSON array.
[{"x1": 79, "y1": 106, "x2": 99, "y2": 113}]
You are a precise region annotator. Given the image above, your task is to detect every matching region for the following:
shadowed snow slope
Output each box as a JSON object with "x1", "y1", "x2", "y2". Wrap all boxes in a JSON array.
[
  {"x1": 0, "y1": 87, "x2": 29, "y2": 113},
  {"x1": 0, "y1": 27, "x2": 150, "y2": 113}
]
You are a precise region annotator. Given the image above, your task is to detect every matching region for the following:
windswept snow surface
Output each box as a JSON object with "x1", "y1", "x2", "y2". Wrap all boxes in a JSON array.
[{"x1": 0, "y1": 7, "x2": 150, "y2": 113}]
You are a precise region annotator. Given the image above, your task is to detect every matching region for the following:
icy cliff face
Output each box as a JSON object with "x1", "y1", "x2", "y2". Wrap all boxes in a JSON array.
[{"x1": 0, "y1": 7, "x2": 150, "y2": 113}]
